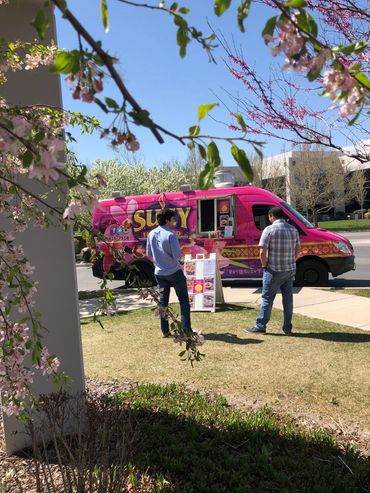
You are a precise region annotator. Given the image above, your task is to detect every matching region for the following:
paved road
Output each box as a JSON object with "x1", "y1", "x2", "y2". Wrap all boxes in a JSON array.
[
  {"x1": 76, "y1": 231, "x2": 370, "y2": 291},
  {"x1": 328, "y1": 231, "x2": 370, "y2": 287}
]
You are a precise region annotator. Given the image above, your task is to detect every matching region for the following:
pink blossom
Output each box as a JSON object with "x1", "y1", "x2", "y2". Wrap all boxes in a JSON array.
[
  {"x1": 81, "y1": 88, "x2": 94, "y2": 102},
  {"x1": 266, "y1": 17, "x2": 305, "y2": 60},
  {"x1": 35, "y1": 347, "x2": 60, "y2": 376},
  {"x1": 93, "y1": 79, "x2": 103, "y2": 93},
  {"x1": 72, "y1": 86, "x2": 81, "y2": 100}
]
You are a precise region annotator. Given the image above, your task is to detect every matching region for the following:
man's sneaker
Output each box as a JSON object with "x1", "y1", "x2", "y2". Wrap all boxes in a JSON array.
[
  {"x1": 162, "y1": 333, "x2": 172, "y2": 338},
  {"x1": 245, "y1": 327, "x2": 266, "y2": 334}
]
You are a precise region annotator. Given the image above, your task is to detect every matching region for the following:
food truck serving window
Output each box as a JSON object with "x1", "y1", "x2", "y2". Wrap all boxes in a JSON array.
[{"x1": 198, "y1": 196, "x2": 235, "y2": 235}]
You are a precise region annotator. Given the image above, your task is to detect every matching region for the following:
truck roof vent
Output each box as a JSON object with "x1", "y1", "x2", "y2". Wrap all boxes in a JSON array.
[
  {"x1": 214, "y1": 170, "x2": 235, "y2": 188},
  {"x1": 111, "y1": 191, "x2": 125, "y2": 198},
  {"x1": 180, "y1": 184, "x2": 193, "y2": 192}
]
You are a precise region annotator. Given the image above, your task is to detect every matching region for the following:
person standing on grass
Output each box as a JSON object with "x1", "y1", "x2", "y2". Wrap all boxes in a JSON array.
[
  {"x1": 146, "y1": 208, "x2": 193, "y2": 338},
  {"x1": 247, "y1": 206, "x2": 301, "y2": 336}
]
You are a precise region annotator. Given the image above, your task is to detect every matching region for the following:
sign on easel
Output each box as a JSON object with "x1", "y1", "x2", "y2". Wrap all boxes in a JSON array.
[{"x1": 184, "y1": 253, "x2": 224, "y2": 312}]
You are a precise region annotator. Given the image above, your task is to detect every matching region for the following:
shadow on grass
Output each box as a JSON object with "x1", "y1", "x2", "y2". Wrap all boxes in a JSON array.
[
  {"x1": 25, "y1": 385, "x2": 370, "y2": 493},
  {"x1": 268, "y1": 331, "x2": 370, "y2": 343},
  {"x1": 216, "y1": 303, "x2": 254, "y2": 312},
  {"x1": 205, "y1": 332, "x2": 263, "y2": 345}
]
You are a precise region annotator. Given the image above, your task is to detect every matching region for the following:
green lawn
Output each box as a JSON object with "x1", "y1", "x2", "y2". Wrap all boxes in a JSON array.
[
  {"x1": 318, "y1": 219, "x2": 370, "y2": 231},
  {"x1": 324, "y1": 288, "x2": 370, "y2": 298},
  {"x1": 111, "y1": 383, "x2": 370, "y2": 492},
  {"x1": 81, "y1": 304, "x2": 370, "y2": 429}
]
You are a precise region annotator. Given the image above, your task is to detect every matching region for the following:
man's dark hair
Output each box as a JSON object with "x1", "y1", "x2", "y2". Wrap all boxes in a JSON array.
[
  {"x1": 157, "y1": 208, "x2": 175, "y2": 226},
  {"x1": 268, "y1": 206, "x2": 284, "y2": 219}
]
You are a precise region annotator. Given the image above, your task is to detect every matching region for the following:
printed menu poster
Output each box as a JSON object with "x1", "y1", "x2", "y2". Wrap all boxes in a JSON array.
[{"x1": 184, "y1": 254, "x2": 217, "y2": 312}]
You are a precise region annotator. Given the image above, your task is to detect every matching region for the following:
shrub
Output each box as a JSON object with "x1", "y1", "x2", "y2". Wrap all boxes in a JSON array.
[{"x1": 333, "y1": 211, "x2": 347, "y2": 220}]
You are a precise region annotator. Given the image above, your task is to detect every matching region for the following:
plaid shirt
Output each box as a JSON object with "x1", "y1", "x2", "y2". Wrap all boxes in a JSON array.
[{"x1": 259, "y1": 219, "x2": 300, "y2": 271}]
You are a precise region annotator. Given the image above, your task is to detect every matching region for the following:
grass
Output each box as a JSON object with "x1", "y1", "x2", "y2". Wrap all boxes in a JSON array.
[
  {"x1": 317, "y1": 219, "x2": 370, "y2": 231},
  {"x1": 81, "y1": 303, "x2": 370, "y2": 429},
  {"x1": 323, "y1": 288, "x2": 370, "y2": 298},
  {"x1": 110, "y1": 383, "x2": 370, "y2": 493},
  {"x1": 6, "y1": 384, "x2": 368, "y2": 492}
]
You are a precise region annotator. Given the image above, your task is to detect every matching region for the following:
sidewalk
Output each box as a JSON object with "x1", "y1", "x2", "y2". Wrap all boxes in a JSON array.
[{"x1": 79, "y1": 286, "x2": 370, "y2": 331}]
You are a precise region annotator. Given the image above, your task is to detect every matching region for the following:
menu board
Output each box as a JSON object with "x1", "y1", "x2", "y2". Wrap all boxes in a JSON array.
[{"x1": 184, "y1": 253, "x2": 217, "y2": 312}]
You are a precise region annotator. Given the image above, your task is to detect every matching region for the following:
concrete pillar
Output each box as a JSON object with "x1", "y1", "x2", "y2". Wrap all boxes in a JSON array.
[{"x1": 1, "y1": 0, "x2": 85, "y2": 454}]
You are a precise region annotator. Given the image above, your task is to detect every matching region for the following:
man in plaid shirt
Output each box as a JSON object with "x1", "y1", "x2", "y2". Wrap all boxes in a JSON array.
[{"x1": 247, "y1": 206, "x2": 301, "y2": 335}]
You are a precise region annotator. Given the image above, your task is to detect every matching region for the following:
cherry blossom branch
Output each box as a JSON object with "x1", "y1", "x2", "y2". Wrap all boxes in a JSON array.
[
  {"x1": 51, "y1": 0, "x2": 165, "y2": 144},
  {"x1": 0, "y1": 173, "x2": 63, "y2": 215}
]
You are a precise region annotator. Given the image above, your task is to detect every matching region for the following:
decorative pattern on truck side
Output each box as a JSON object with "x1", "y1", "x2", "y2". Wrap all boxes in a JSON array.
[{"x1": 298, "y1": 241, "x2": 351, "y2": 258}]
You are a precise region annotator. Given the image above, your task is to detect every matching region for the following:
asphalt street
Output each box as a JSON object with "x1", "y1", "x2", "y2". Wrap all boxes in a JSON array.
[{"x1": 76, "y1": 231, "x2": 370, "y2": 292}]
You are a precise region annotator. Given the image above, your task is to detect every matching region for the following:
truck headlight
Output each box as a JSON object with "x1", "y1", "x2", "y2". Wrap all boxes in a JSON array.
[{"x1": 333, "y1": 241, "x2": 351, "y2": 254}]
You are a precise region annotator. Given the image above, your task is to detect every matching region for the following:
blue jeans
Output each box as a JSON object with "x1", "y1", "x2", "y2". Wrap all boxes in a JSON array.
[
  {"x1": 256, "y1": 268, "x2": 295, "y2": 333},
  {"x1": 155, "y1": 269, "x2": 192, "y2": 335}
]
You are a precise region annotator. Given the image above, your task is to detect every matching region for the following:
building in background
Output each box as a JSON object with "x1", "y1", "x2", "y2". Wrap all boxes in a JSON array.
[{"x1": 218, "y1": 143, "x2": 370, "y2": 220}]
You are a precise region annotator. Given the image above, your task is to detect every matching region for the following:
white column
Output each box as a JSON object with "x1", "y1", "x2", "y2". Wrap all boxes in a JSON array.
[{"x1": 1, "y1": 0, "x2": 85, "y2": 454}]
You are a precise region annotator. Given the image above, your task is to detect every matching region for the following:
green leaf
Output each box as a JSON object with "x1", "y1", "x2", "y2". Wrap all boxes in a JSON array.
[
  {"x1": 207, "y1": 141, "x2": 221, "y2": 168},
  {"x1": 252, "y1": 144, "x2": 263, "y2": 161},
  {"x1": 353, "y1": 72, "x2": 370, "y2": 90},
  {"x1": 198, "y1": 163, "x2": 214, "y2": 190},
  {"x1": 262, "y1": 16, "x2": 277, "y2": 44},
  {"x1": 50, "y1": 50, "x2": 81, "y2": 74},
  {"x1": 187, "y1": 141, "x2": 195, "y2": 150},
  {"x1": 21, "y1": 150, "x2": 33, "y2": 168},
  {"x1": 189, "y1": 125, "x2": 200, "y2": 136},
  {"x1": 335, "y1": 41, "x2": 368, "y2": 56},
  {"x1": 170, "y1": 2, "x2": 179, "y2": 11},
  {"x1": 100, "y1": 0, "x2": 109, "y2": 32},
  {"x1": 57, "y1": 0, "x2": 68, "y2": 13},
  {"x1": 284, "y1": 0, "x2": 306, "y2": 7},
  {"x1": 234, "y1": 112, "x2": 247, "y2": 131},
  {"x1": 231, "y1": 144, "x2": 253, "y2": 181},
  {"x1": 31, "y1": 9, "x2": 50, "y2": 40},
  {"x1": 237, "y1": 0, "x2": 252, "y2": 32},
  {"x1": 178, "y1": 7, "x2": 190, "y2": 14},
  {"x1": 104, "y1": 97, "x2": 119, "y2": 109},
  {"x1": 198, "y1": 103, "x2": 218, "y2": 121},
  {"x1": 33, "y1": 128, "x2": 46, "y2": 144},
  {"x1": 197, "y1": 144, "x2": 207, "y2": 160},
  {"x1": 348, "y1": 109, "x2": 362, "y2": 126},
  {"x1": 295, "y1": 11, "x2": 317, "y2": 37},
  {"x1": 307, "y1": 68, "x2": 321, "y2": 81},
  {"x1": 174, "y1": 15, "x2": 190, "y2": 58},
  {"x1": 94, "y1": 97, "x2": 108, "y2": 113},
  {"x1": 129, "y1": 109, "x2": 153, "y2": 127},
  {"x1": 214, "y1": 0, "x2": 232, "y2": 17}
]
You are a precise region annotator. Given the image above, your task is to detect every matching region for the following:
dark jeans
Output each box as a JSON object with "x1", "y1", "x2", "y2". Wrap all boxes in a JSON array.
[
  {"x1": 155, "y1": 269, "x2": 192, "y2": 335},
  {"x1": 256, "y1": 268, "x2": 295, "y2": 333}
]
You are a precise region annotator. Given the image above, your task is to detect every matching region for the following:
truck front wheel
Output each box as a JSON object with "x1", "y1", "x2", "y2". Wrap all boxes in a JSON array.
[
  {"x1": 125, "y1": 262, "x2": 156, "y2": 288},
  {"x1": 295, "y1": 259, "x2": 328, "y2": 286}
]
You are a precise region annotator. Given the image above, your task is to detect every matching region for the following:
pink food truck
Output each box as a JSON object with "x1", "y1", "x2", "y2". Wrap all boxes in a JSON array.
[{"x1": 91, "y1": 185, "x2": 355, "y2": 286}]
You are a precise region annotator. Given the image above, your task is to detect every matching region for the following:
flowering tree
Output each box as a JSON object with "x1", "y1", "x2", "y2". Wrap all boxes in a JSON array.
[
  {"x1": 227, "y1": 0, "x2": 370, "y2": 163},
  {"x1": 289, "y1": 145, "x2": 346, "y2": 225},
  {"x1": 1, "y1": 0, "x2": 369, "y2": 418}
]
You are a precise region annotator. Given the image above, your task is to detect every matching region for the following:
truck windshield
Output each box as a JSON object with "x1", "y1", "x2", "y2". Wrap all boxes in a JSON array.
[{"x1": 281, "y1": 202, "x2": 315, "y2": 229}]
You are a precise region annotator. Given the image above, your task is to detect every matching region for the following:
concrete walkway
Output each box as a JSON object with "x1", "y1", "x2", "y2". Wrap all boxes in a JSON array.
[{"x1": 79, "y1": 286, "x2": 370, "y2": 331}]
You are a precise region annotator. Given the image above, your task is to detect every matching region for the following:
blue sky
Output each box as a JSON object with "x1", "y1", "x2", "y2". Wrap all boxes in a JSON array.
[{"x1": 55, "y1": 1, "x2": 283, "y2": 167}]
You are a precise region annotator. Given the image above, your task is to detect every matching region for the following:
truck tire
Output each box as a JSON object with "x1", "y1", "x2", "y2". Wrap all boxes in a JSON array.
[
  {"x1": 92, "y1": 256, "x2": 104, "y2": 278},
  {"x1": 295, "y1": 259, "x2": 328, "y2": 286},
  {"x1": 125, "y1": 262, "x2": 156, "y2": 288}
]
